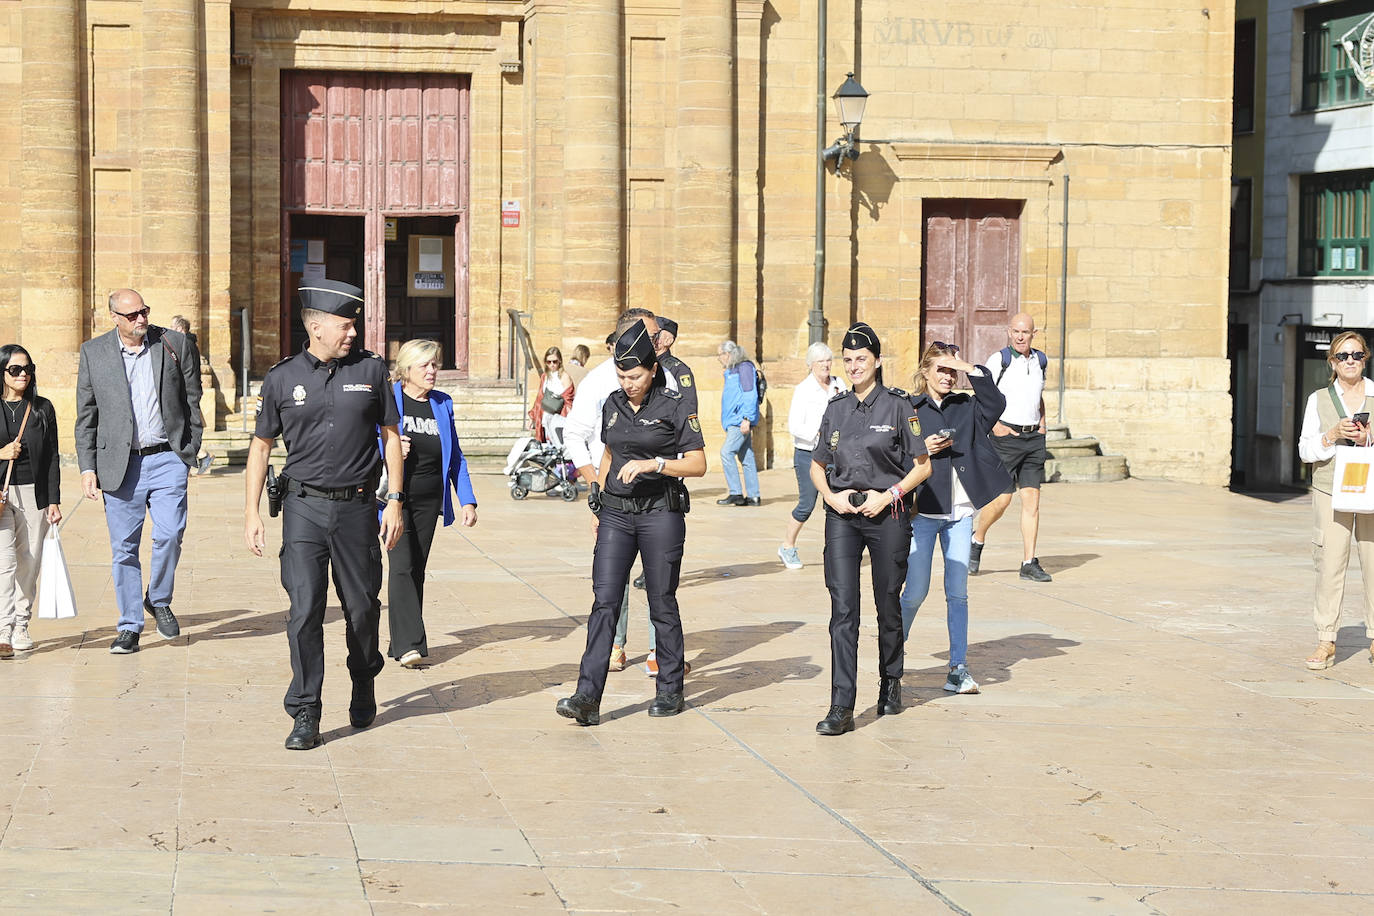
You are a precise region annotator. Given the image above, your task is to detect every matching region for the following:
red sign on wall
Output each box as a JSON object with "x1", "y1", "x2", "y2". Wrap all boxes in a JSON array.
[{"x1": 502, "y1": 198, "x2": 521, "y2": 227}]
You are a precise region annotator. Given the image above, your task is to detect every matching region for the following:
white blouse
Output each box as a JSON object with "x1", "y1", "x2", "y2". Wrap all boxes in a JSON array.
[{"x1": 788, "y1": 373, "x2": 847, "y2": 450}]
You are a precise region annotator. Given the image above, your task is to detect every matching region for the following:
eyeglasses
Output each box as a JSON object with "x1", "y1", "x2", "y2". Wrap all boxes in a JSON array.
[
  {"x1": 113, "y1": 306, "x2": 151, "y2": 321},
  {"x1": 1334, "y1": 351, "x2": 1367, "y2": 362},
  {"x1": 3, "y1": 365, "x2": 33, "y2": 378},
  {"x1": 546, "y1": 359, "x2": 560, "y2": 365},
  {"x1": 930, "y1": 341, "x2": 960, "y2": 353}
]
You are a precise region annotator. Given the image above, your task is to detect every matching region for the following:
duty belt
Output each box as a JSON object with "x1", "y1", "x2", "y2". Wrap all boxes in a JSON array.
[
  {"x1": 284, "y1": 476, "x2": 372, "y2": 501},
  {"x1": 598, "y1": 491, "x2": 671, "y2": 514}
]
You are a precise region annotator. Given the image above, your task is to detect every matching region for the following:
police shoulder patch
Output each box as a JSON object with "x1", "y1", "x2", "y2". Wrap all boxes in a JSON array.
[
  {"x1": 688, "y1": 415, "x2": 701, "y2": 433},
  {"x1": 829, "y1": 429, "x2": 840, "y2": 448},
  {"x1": 680, "y1": 374, "x2": 693, "y2": 388},
  {"x1": 907, "y1": 416, "x2": 922, "y2": 437}
]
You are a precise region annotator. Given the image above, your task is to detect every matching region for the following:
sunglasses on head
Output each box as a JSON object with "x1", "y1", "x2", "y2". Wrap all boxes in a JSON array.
[
  {"x1": 4, "y1": 365, "x2": 32, "y2": 378},
  {"x1": 1334, "y1": 351, "x2": 1367, "y2": 362},
  {"x1": 113, "y1": 306, "x2": 151, "y2": 321},
  {"x1": 930, "y1": 341, "x2": 960, "y2": 353}
]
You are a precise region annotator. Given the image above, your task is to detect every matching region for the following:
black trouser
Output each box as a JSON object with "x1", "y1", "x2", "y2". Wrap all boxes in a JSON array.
[
  {"x1": 387, "y1": 474, "x2": 442, "y2": 659},
  {"x1": 822, "y1": 508, "x2": 911, "y2": 709},
  {"x1": 577, "y1": 505, "x2": 686, "y2": 701},
  {"x1": 280, "y1": 490, "x2": 385, "y2": 718}
]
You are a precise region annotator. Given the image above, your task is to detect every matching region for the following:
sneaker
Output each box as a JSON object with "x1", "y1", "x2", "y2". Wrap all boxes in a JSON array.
[
  {"x1": 609, "y1": 645, "x2": 627, "y2": 672},
  {"x1": 944, "y1": 664, "x2": 980, "y2": 695},
  {"x1": 10, "y1": 624, "x2": 33, "y2": 651},
  {"x1": 1019, "y1": 558, "x2": 1053, "y2": 582},
  {"x1": 109, "y1": 630, "x2": 140, "y2": 654},
  {"x1": 398, "y1": 650, "x2": 424, "y2": 668},
  {"x1": 968, "y1": 541, "x2": 983, "y2": 575},
  {"x1": 644, "y1": 651, "x2": 658, "y2": 676},
  {"x1": 0, "y1": 643, "x2": 12, "y2": 660},
  {"x1": 151, "y1": 605, "x2": 180, "y2": 639},
  {"x1": 197, "y1": 453, "x2": 214, "y2": 475},
  {"x1": 633, "y1": 572, "x2": 646, "y2": 590},
  {"x1": 778, "y1": 546, "x2": 803, "y2": 570}
]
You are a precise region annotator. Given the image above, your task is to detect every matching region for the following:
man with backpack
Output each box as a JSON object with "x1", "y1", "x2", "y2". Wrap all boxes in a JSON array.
[
  {"x1": 715, "y1": 340, "x2": 763, "y2": 506},
  {"x1": 970, "y1": 313, "x2": 1053, "y2": 582}
]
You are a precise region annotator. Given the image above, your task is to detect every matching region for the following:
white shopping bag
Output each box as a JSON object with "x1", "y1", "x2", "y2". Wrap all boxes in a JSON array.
[
  {"x1": 1331, "y1": 444, "x2": 1374, "y2": 513},
  {"x1": 36, "y1": 528, "x2": 77, "y2": 619}
]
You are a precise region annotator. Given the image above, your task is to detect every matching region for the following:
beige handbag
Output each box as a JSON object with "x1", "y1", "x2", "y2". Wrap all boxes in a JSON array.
[{"x1": 0, "y1": 401, "x2": 32, "y2": 507}]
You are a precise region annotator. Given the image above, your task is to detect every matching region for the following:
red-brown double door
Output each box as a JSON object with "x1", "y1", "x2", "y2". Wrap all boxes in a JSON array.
[
  {"x1": 921, "y1": 200, "x2": 1023, "y2": 364},
  {"x1": 280, "y1": 70, "x2": 470, "y2": 372}
]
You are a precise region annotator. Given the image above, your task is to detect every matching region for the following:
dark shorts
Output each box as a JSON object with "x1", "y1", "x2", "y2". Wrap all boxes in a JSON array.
[{"x1": 990, "y1": 431, "x2": 1047, "y2": 491}]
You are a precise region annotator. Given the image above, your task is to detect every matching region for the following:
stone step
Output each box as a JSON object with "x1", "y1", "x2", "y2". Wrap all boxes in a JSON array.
[
  {"x1": 1047, "y1": 437, "x2": 1103, "y2": 459},
  {"x1": 1046, "y1": 454, "x2": 1129, "y2": 483},
  {"x1": 1045, "y1": 424, "x2": 1070, "y2": 441}
]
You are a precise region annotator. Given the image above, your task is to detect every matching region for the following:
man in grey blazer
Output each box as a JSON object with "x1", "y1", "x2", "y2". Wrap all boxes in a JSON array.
[{"x1": 75, "y1": 289, "x2": 203, "y2": 654}]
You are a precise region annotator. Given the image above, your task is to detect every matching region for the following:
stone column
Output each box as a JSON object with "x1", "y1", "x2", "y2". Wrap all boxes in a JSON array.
[
  {"x1": 560, "y1": 0, "x2": 623, "y2": 341},
  {"x1": 141, "y1": 0, "x2": 204, "y2": 329},
  {"x1": 21, "y1": 0, "x2": 83, "y2": 383},
  {"x1": 672, "y1": 0, "x2": 736, "y2": 354}
]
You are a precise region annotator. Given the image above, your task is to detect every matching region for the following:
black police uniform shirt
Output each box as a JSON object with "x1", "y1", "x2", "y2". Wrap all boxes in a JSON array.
[
  {"x1": 600, "y1": 382, "x2": 706, "y2": 499},
  {"x1": 256, "y1": 348, "x2": 399, "y2": 488},
  {"x1": 810, "y1": 386, "x2": 928, "y2": 492},
  {"x1": 400, "y1": 394, "x2": 443, "y2": 484},
  {"x1": 659, "y1": 351, "x2": 698, "y2": 414}
]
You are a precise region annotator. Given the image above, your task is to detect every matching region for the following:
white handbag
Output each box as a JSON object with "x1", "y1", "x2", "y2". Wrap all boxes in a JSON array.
[
  {"x1": 1331, "y1": 443, "x2": 1374, "y2": 514},
  {"x1": 36, "y1": 527, "x2": 77, "y2": 619}
]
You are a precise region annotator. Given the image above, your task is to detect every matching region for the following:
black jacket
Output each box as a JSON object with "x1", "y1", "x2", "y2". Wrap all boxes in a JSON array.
[
  {"x1": 2, "y1": 395, "x2": 61, "y2": 509},
  {"x1": 910, "y1": 367, "x2": 1012, "y2": 516}
]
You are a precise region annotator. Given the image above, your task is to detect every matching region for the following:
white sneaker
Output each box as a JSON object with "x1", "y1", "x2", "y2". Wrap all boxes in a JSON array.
[
  {"x1": 777, "y1": 546, "x2": 803, "y2": 569},
  {"x1": 10, "y1": 624, "x2": 32, "y2": 651},
  {"x1": 398, "y1": 650, "x2": 424, "y2": 668}
]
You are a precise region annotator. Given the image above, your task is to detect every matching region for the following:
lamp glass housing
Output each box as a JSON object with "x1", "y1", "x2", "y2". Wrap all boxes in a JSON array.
[{"x1": 832, "y1": 73, "x2": 869, "y2": 132}]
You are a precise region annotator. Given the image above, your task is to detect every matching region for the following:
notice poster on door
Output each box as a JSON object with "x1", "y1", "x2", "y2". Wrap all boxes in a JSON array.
[{"x1": 407, "y1": 235, "x2": 455, "y2": 297}]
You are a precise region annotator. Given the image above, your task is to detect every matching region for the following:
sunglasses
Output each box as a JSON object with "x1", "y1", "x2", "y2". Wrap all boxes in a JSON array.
[
  {"x1": 546, "y1": 359, "x2": 561, "y2": 365},
  {"x1": 1334, "y1": 351, "x2": 1367, "y2": 362},
  {"x1": 930, "y1": 341, "x2": 960, "y2": 353},
  {"x1": 4, "y1": 365, "x2": 33, "y2": 378},
  {"x1": 113, "y1": 306, "x2": 151, "y2": 321}
]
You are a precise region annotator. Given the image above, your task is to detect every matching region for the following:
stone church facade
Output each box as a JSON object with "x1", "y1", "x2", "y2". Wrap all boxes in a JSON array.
[{"x1": 1, "y1": 0, "x2": 1234, "y2": 483}]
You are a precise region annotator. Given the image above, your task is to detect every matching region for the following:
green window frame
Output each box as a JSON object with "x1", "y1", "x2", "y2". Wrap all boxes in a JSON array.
[
  {"x1": 1301, "y1": 2, "x2": 1374, "y2": 111},
  {"x1": 1299, "y1": 170, "x2": 1373, "y2": 277}
]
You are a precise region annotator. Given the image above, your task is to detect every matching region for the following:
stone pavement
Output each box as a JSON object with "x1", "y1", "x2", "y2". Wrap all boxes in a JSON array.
[{"x1": 2, "y1": 467, "x2": 1372, "y2": 914}]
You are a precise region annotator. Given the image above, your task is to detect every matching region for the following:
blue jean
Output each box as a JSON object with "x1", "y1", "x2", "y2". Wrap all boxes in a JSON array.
[
  {"x1": 103, "y1": 450, "x2": 189, "y2": 632},
  {"x1": 612, "y1": 581, "x2": 656, "y2": 651},
  {"x1": 899, "y1": 514, "x2": 972, "y2": 667},
  {"x1": 791, "y1": 448, "x2": 819, "y2": 522},
  {"x1": 720, "y1": 425, "x2": 760, "y2": 498}
]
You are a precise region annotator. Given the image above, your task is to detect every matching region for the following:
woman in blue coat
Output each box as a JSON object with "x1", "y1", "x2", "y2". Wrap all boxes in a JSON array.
[
  {"x1": 381, "y1": 340, "x2": 478, "y2": 667},
  {"x1": 900, "y1": 342, "x2": 1011, "y2": 695}
]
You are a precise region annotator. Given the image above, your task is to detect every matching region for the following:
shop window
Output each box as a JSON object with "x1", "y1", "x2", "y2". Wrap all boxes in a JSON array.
[
  {"x1": 1298, "y1": 170, "x2": 1373, "y2": 277},
  {"x1": 1301, "y1": 1, "x2": 1374, "y2": 111}
]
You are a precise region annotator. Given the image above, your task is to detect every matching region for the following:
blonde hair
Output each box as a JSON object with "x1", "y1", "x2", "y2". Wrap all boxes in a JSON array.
[
  {"x1": 1328, "y1": 331, "x2": 1370, "y2": 383},
  {"x1": 393, "y1": 339, "x2": 442, "y2": 383},
  {"x1": 911, "y1": 341, "x2": 960, "y2": 397}
]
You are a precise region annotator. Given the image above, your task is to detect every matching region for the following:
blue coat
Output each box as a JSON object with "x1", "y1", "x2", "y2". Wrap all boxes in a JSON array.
[
  {"x1": 910, "y1": 367, "x2": 1013, "y2": 516},
  {"x1": 377, "y1": 382, "x2": 477, "y2": 526},
  {"x1": 720, "y1": 361, "x2": 760, "y2": 429}
]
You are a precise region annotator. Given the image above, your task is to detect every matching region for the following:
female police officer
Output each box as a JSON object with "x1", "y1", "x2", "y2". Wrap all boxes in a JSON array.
[
  {"x1": 808, "y1": 322, "x2": 931, "y2": 736},
  {"x1": 557, "y1": 319, "x2": 706, "y2": 726}
]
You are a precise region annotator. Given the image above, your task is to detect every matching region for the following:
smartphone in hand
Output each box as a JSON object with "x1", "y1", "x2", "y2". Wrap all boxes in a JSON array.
[
  {"x1": 1355, "y1": 412, "x2": 1370, "y2": 426},
  {"x1": 937, "y1": 428, "x2": 956, "y2": 439}
]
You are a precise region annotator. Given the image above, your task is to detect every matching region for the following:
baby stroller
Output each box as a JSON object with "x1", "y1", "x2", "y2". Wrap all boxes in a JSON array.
[{"x1": 504, "y1": 423, "x2": 578, "y2": 501}]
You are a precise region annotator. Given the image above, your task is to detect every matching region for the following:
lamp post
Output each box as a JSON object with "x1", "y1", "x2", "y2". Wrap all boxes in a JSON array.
[{"x1": 810, "y1": 70, "x2": 869, "y2": 344}]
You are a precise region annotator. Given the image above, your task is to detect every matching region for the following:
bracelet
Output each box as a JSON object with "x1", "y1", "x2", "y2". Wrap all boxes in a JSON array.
[{"x1": 888, "y1": 484, "x2": 905, "y2": 501}]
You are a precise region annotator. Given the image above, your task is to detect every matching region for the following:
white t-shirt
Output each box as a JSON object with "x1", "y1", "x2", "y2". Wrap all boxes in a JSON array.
[
  {"x1": 986, "y1": 348, "x2": 1045, "y2": 426},
  {"x1": 787, "y1": 373, "x2": 847, "y2": 450},
  {"x1": 562, "y1": 356, "x2": 680, "y2": 472}
]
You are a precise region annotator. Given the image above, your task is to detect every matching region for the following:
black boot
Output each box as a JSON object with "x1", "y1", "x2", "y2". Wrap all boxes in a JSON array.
[
  {"x1": 648, "y1": 691, "x2": 685, "y2": 717},
  {"x1": 716, "y1": 494, "x2": 745, "y2": 506},
  {"x1": 556, "y1": 692, "x2": 601, "y2": 726},
  {"x1": 877, "y1": 677, "x2": 902, "y2": 716},
  {"x1": 285, "y1": 709, "x2": 322, "y2": 750},
  {"x1": 815, "y1": 706, "x2": 855, "y2": 736},
  {"x1": 349, "y1": 677, "x2": 377, "y2": 729}
]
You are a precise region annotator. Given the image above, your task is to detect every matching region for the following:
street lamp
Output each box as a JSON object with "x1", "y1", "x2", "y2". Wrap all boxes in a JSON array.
[{"x1": 822, "y1": 73, "x2": 869, "y2": 165}]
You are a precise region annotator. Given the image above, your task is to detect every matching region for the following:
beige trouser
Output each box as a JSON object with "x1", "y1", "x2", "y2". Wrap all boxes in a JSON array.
[
  {"x1": 1312, "y1": 488, "x2": 1374, "y2": 641},
  {"x1": 0, "y1": 484, "x2": 49, "y2": 638}
]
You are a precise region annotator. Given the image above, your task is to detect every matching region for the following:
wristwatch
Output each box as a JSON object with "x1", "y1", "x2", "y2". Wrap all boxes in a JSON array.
[
  {"x1": 385, "y1": 492, "x2": 406, "y2": 504},
  {"x1": 654, "y1": 456, "x2": 666, "y2": 474}
]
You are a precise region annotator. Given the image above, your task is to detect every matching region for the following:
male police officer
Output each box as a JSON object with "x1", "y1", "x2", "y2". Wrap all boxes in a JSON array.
[
  {"x1": 655, "y1": 317, "x2": 698, "y2": 415},
  {"x1": 244, "y1": 279, "x2": 405, "y2": 750}
]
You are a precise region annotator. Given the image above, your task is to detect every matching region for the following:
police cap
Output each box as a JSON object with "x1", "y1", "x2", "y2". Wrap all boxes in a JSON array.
[
  {"x1": 299, "y1": 279, "x2": 364, "y2": 320},
  {"x1": 842, "y1": 321, "x2": 881, "y2": 357},
  {"x1": 657, "y1": 317, "x2": 679, "y2": 338},
  {"x1": 613, "y1": 319, "x2": 658, "y2": 371}
]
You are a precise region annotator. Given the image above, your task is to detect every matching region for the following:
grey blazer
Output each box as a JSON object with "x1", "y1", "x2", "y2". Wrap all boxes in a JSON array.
[{"x1": 74, "y1": 326, "x2": 204, "y2": 489}]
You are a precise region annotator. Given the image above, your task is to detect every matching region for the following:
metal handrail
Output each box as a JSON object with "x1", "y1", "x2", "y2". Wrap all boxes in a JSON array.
[{"x1": 506, "y1": 308, "x2": 539, "y2": 401}]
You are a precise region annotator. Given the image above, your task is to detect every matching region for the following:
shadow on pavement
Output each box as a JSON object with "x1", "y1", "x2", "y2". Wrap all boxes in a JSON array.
[
  {"x1": 1335, "y1": 625, "x2": 1373, "y2": 664},
  {"x1": 26, "y1": 605, "x2": 291, "y2": 655},
  {"x1": 679, "y1": 560, "x2": 790, "y2": 586}
]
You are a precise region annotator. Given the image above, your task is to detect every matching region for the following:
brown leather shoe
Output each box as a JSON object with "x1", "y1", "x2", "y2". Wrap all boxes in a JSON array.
[
  {"x1": 0, "y1": 643, "x2": 12, "y2": 660},
  {"x1": 1305, "y1": 641, "x2": 1336, "y2": 670}
]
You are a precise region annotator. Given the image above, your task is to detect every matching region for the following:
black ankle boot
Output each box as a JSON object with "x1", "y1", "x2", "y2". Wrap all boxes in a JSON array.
[
  {"x1": 815, "y1": 706, "x2": 855, "y2": 736},
  {"x1": 877, "y1": 677, "x2": 902, "y2": 716}
]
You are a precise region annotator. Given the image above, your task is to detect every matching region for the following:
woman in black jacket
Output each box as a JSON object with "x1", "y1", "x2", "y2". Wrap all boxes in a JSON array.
[
  {"x1": 0, "y1": 344, "x2": 62, "y2": 656},
  {"x1": 899, "y1": 342, "x2": 1011, "y2": 695}
]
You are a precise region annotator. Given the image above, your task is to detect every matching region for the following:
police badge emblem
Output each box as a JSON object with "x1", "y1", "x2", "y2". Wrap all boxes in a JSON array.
[
  {"x1": 680, "y1": 374, "x2": 693, "y2": 388},
  {"x1": 688, "y1": 415, "x2": 701, "y2": 433},
  {"x1": 907, "y1": 416, "x2": 921, "y2": 437},
  {"x1": 829, "y1": 430, "x2": 840, "y2": 448},
  {"x1": 607, "y1": 411, "x2": 618, "y2": 427},
  {"x1": 292, "y1": 384, "x2": 307, "y2": 404}
]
